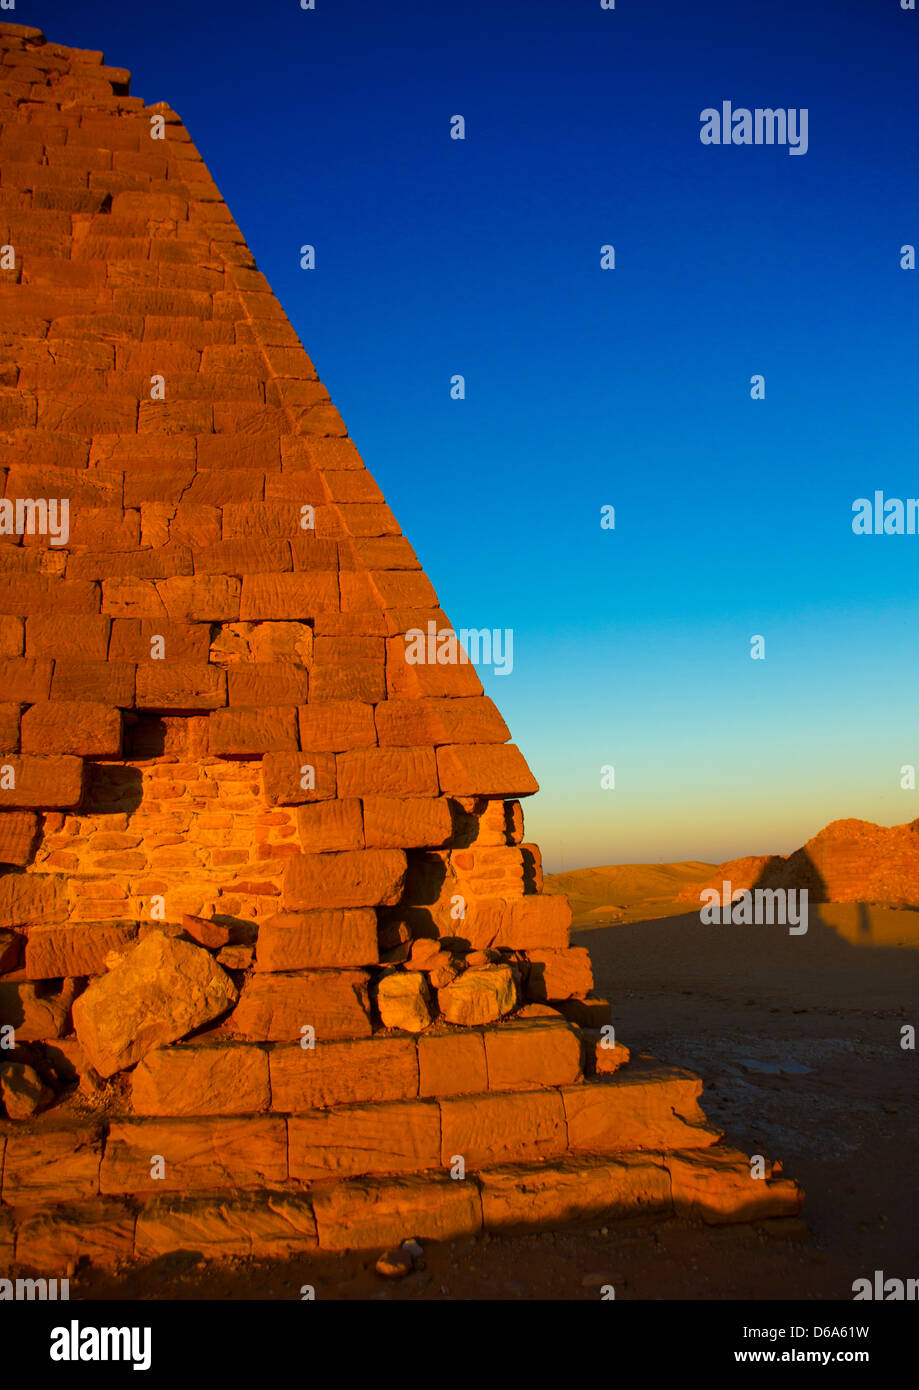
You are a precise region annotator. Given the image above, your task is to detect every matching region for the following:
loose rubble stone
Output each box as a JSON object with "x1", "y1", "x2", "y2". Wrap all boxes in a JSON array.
[
  {"x1": 438, "y1": 965, "x2": 516, "y2": 1026},
  {"x1": 0, "y1": 1061, "x2": 54, "y2": 1118},
  {"x1": 181, "y1": 914, "x2": 232, "y2": 949},
  {"x1": 375, "y1": 970, "x2": 432, "y2": 1033},
  {"x1": 376, "y1": 1246, "x2": 413, "y2": 1278}
]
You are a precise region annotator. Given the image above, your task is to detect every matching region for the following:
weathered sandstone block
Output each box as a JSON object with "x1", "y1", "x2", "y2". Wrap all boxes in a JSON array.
[
  {"x1": 560, "y1": 1064, "x2": 721, "y2": 1154},
  {"x1": 0, "y1": 810, "x2": 38, "y2": 866},
  {"x1": 255, "y1": 909, "x2": 378, "y2": 970},
  {"x1": 0, "y1": 1060, "x2": 53, "y2": 1118},
  {"x1": 100, "y1": 1117, "x2": 287, "y2": 1193},
  {"x1": 269, "y1": 1036, "x2": 418, "y2": 1111},
  {"x1": 439, "y1": 1089, "x2": 567, "y2": 1168},
  {"x1": 131, "y1": 1044, "x2": 270, "y2": 1116},
  {"x1": 20, "y1": 701, "x2": 121, "y2": 756},
  {"x1": 134, "y1": 1193, "x2": 318, "y2": 1259},
  {"x1": 0, "y1": 704, "x2": 21, "y2": 754},
  {"x1": 288, "y1": 1099, "x2": 441, "y2": 1181},
  {"x1": 230, "y1": 970, "x2": 372, "y2": 1041},
  {"x1": 13, "y1": 1200, "x2": 136, "y2": 1270},
  {"x1": 479, "y1": 1153, "x2": 672, "y2": 1231},
  {"x1": 483, "y1": 1019, "x2": 583, "y2": 1090},
  {"x1": 311, "y1": 1171, "x2": 481, "y2": 1251},
  {"x1": 417, "y1": 1030, "x2": 488, "y2": 1098},
  {"x1": 282, "y1": 849, "x2": 406, "y2": 910},
  {"x1": 72, "y1": 931, "x2": 239, "y2": 1077},
  {"x1": 239, "y1": 573, "x2": 338, "y2": 620},
  {"x1": 436, "y1": 743, "x2": 538, "y2": 797},
  {"x1": 228, "y1": 662, "x2": 310, "y2": 706},
  {"x1": 668, "y1": 1145, "x2": 803, "y2": 1223},
  {"x1": 337, "y1": 747, "x2": 438, "y2": 798},
  {"x1": 375, "y1": 970, "x2": 432, "y2": 1032},
  {"x1": 209, "y1": 706, "x2": 299, "y2": 754},
  {"x1": 375, "y1": 697, "x2": 510, "y2": 746},
  {"x1": 296, "y1": 799, "x2": 364, "y2": 852},
  {"x1": 526, "y1": 947, "x2": 594, "y2": 1002},
  {"x1": 0, "y1": 980, "x2": 74, "y2": 1040},
  {"x1": 135, "y1": 662, "x2": 226, "y2": 710},
  {"x1": 0, "y1": 754, "x2": 84, "y2": 809},
  {"x1": 25, "y1": 923, "x2": 138, "y2": 979},
  {"x1": 460, "y1": 894, "x2": 571, "y2": 950},
  {"x1": 1, "y1": 1124, "x2": 103, "y2": 1204},
  {"x1": 0, "y1": 659, "x2": 52, "y2": 703},
  {"x1": 297, "y1": 700, "x2": 376, "y2": 750},
  {"x1": 362, "y1": 795, "x2": 452, "y2": 848},
  {"x1": 438, "y1": 965, "x2": 516, "y2": 1026},
  {"x1": 0, "y1": 872, "x2": 67, "y2": 928},
  {"x1": 262, "y1": 749, "x2": 336, "y2": 805}
]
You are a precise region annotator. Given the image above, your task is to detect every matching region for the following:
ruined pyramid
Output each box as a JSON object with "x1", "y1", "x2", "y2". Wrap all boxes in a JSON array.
[{"x1": 0, "y1": 22, "x2": 800, "y2": 1270}]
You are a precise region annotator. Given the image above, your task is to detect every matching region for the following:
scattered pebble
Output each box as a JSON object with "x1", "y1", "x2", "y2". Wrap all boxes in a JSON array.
[{"x1": 376, "y1": 1247, "x2": 413, "y2": 1279}]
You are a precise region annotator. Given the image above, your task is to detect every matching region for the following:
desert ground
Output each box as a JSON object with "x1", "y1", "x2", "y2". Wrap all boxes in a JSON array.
[{"x1": 66, "y1": 862, "x2": 918, "y2": 1301}]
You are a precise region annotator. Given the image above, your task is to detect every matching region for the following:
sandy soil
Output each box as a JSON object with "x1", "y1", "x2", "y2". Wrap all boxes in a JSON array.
[{"x1": 65, "y1": 888, "x2": 918, "y2": 1302}]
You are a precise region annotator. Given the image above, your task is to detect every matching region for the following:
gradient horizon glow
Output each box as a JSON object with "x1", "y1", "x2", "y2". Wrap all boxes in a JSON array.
[{"x1": 25, "y1": 0, "x2": 919, "y2": 871}]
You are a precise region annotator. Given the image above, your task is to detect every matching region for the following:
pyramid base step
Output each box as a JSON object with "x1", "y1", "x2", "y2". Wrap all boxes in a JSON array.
[{"x1": 4, "y1": 1143, "x2": 802, "y2": 1269}]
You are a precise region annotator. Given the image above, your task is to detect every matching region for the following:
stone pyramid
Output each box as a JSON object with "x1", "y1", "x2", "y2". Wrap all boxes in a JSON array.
[{"x1": 0, "y1": 22, "x2": 800, "y2": 1270}]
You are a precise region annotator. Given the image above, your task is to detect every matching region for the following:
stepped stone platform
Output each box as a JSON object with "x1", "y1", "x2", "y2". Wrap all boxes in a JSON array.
[{"x1": 0, "y1": 22, "x2": 801, "y2": 1271}]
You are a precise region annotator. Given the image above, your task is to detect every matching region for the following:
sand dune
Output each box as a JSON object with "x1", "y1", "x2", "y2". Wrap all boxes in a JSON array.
[{"x1": 544, "y1": 860, "x2": 716, "y2": 927}]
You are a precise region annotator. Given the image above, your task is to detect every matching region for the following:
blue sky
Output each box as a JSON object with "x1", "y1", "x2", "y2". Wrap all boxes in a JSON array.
[{"x1": 27, "y1": 0, "x2": 919, "y2": 868}]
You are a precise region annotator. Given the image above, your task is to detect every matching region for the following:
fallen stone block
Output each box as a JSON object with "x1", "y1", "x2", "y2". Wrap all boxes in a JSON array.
[
  {"x1": 72, "y1": 931, "x2": 238, "y2": 1077},
  {"x1": 0, "y1": 980, "x2": 75, "y2": 1040}
]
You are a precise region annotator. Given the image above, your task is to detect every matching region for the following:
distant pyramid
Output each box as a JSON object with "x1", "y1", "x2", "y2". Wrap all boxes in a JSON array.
[
  {"x1": 0, "y1": 22, "x2": 799, "y2": 1269},
  {"x1": 681, "y1": 818, "x2": 919, "y2": 907}
]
